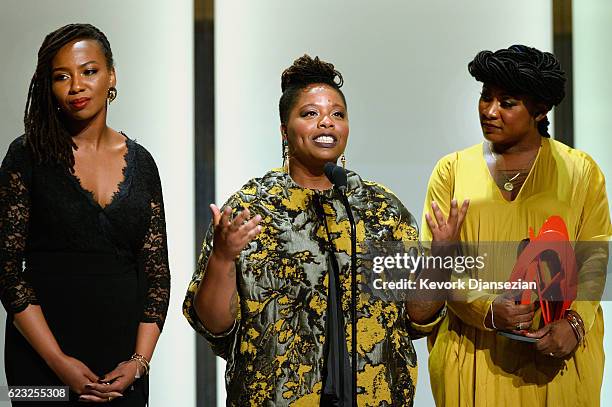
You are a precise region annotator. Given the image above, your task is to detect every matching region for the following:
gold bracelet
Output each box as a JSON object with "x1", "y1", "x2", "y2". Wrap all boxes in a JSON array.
[
  {"x1": 572, "y1": 312, "x2": 585, "y2": 338},
  {"x1": 565, "y1": 311, "x2": 585, "y2": 345},
  {"x1": 133, "y1": 354, "x2": 150, "y2": 374},
  {"x1": 567, "y1": 318, "x2": 581, "y2": 342},
  {"x1": 134, "y1": 359, "x2": 146, "y2": 379},
  {"x1": 130, "y1": 353, "x2": 150, "y2": 377},
  {"x1": 567, "y1": 311, "x2": 585, "y2": 339}
]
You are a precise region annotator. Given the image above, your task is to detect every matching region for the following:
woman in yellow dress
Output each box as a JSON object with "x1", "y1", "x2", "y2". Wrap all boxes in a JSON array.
[{"x1": 421, "y1": 45, "x2": 611, "y2": 406}]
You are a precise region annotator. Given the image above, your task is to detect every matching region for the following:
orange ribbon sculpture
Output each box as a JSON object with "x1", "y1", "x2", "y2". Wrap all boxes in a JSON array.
[{"x1": 508, "y1": 216, "x2": 577, "y2": 326}]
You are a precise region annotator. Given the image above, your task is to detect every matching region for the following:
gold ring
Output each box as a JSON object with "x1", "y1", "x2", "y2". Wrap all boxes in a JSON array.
[{"x1": 108, "y1": 396, "x2": 112, "y2": 402}]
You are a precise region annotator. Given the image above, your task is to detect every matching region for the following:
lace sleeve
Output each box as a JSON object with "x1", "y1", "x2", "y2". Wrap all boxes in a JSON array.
[
  {"x1": 139, "y1": 159, "x2": 170, "y2": 332},
  {"x1": 0, "y1": 138, "x2": 37, "y2": 313}
]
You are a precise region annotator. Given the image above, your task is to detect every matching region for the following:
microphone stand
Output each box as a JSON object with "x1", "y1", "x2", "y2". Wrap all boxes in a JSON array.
[{"x1": 336, "y1": 185, "x2": 357, "y2": 407}]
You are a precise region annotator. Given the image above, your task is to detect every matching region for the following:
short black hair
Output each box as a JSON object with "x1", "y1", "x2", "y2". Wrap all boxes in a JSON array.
[
  {"x1": 24, "y1": 23, "x2": 114, "y2": 169},
  {"x1": 468, "y1": 44, "x2": 566, "y2": 137},
  {"x1": 279, "y1": 54, "x2": 346, "y2": 124}
]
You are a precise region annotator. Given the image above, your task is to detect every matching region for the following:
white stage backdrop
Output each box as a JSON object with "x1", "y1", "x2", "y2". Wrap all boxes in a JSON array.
[{"x1": 1, "y1": 1, "x2": 610, "y2": 406}]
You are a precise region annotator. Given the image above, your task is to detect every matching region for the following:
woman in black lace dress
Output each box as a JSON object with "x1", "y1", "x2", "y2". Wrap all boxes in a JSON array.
[{"x1": 0, "y1": 24, "x2": 170, "y2": 405}]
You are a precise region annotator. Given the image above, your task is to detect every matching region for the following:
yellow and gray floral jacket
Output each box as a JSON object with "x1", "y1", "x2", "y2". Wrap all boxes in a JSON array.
[{"x1": 183, "y1": 169, "x2": 444, "y2": 406}]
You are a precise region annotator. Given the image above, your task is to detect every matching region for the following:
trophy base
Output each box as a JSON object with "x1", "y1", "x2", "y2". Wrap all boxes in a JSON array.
[{"x1": 498, "y1": 331, "x2": 538, "y2": 343}]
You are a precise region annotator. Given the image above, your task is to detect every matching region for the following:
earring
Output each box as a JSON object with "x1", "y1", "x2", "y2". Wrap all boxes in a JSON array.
[
  {"x1": 282, "y1": 139, "x2": 289, "y2": 174},
  {"x1": 340, "y1": 154, "x2": 346, "y2": 170},
  {"x1": 107, "y1": 87, "x2": 117, "y2": 104}
]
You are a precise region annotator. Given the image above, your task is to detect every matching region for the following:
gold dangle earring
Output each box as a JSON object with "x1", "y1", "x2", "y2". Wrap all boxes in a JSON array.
[
  {"x1": 107, "y1": 87, "x2": 117, "y2": 104},
  {"x1": 282, "y1": 139, "x2": 290, "y2": 174},
  {"x1": 340, "y1": 154, "x2": 346, "y2": 170}
]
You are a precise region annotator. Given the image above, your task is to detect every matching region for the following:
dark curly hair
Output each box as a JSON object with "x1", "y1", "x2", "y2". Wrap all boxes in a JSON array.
[
  {"x1": 24, "y1": 23, "x2": 114, "y2": 169},
  {"x1": 468, "y1": 44, "x2": 566, "y2": 137},
  {"x1": 279, "y1": 54, "x2": 346, "y2": 124}
]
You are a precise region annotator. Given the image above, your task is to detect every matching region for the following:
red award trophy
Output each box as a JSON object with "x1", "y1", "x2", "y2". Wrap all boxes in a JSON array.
[{"x1": 499, "y1": 216, "x2": 578, "y2": 342}]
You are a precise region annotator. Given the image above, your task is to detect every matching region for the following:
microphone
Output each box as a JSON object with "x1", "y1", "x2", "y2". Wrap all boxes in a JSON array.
[
  {"x1": 324, "y1": 162, "x2": 347, "y2": 191},
  {"x1": 323, "y1": 161, "x2": 357, "y2": 407}
]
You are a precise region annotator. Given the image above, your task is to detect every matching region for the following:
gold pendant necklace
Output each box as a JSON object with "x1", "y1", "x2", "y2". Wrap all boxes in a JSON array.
[
  {"x1": 503, "y1": 173, "x2": 520, "y2": 191},
  {"x1": 487, "y1": 142, "x2": 522, "y2": 192}
]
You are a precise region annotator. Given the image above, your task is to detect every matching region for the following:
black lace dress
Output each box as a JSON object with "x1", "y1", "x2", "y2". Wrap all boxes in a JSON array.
[{"x1": 0, "y1": 135, "x2": 170, "y2": 406}]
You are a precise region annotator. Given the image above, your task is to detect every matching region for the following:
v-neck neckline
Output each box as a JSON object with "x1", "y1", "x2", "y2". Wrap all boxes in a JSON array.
[
  {"x1": 67, "y1": 134, "x2": 134, "y2": 211},
  {"x1": 480, "y1": 138, "x2": 547, "y2": 203}
]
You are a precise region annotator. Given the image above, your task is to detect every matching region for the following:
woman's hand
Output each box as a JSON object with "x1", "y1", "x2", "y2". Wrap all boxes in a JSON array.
[
  {"x1": 425, "y1": 199, "x2": 469, "y2": 256},
  {"x1": 48, "y1": 353, "x2": 101, "y2": 395},
  {"x1": 79, "y1": 360, "x2": 139, "y2": 403},
  {"x1": 525, "y1": 319, "x2": 579, "y2": 358},
  {"x1": 487, "y1": 291, "x2": 535, "y2": 331},
  {"x1": 425, "y1": 199, "x2": 469, "y2": 243},
  {"x1": 210, "y1": 204, "x2": 262, "y2": 262}
]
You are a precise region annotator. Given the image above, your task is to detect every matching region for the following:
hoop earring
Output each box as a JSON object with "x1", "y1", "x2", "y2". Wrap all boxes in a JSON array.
[
  {"x1": 107, "y1": 87, "x2": 117, "y2": 104},
  {"x1": 340, "y1": 154, "x2": 346, "y2": 170},
  {"x1": 282, "y1": 139, "x2": 290, "y2": 174}
]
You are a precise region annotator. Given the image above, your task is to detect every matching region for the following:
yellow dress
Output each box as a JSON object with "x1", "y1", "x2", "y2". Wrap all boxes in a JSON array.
[{"x1": 420, "y1": 138, "x2": 611, "y2": 407}]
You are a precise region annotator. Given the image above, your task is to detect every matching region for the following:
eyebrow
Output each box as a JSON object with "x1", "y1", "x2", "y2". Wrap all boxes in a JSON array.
[
  {"x1": 299, "y1": 103, "x2": 346, "y2": 110},
  {"x1": 52, "y1": 60, "x2": 98, "y2": 72}
]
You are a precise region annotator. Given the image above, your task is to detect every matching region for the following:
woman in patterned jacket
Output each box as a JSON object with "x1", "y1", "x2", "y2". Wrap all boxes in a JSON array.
[{"x1": 183, "y1": 55, "x2": 467, "y2": 406}]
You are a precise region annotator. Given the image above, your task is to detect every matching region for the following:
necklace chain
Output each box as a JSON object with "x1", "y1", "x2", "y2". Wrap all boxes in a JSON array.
[{"x1": 487, "y1": 142, "x2": 532, "y2": 192}]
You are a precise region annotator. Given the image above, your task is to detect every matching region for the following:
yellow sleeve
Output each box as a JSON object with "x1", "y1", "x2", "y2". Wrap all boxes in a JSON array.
[
  {"x1": 570, "y1": 158, "x2": 612, "y2": 332},
  {"x1": 408, "y1": 305, "x2": 448, "y2": 337},
  {"x1": 420, "y1": 153, "x2": 456, "y2": 243},
  {"x1": 448, "y1": 295, "x2": 497, "y2": 331}
]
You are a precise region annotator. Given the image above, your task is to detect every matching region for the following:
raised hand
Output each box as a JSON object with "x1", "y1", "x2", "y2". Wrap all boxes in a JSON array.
[
  {"x1": 425, "y1": 199, "x2": 469, "y2": 248},
  {"x1": 210, "y1": 204, "x2": 262, "y2": 262}
]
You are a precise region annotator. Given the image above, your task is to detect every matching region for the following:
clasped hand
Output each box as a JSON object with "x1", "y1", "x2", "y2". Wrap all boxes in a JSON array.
[
  {"x1": 490, "y1": 293, "x2": 579, "y2": 358},
  {"x1": 51, "y1": 353, "x2": 137, "y2": 403},
  {"x1": 489, "y1": 292, "x2": 534, "y2": 331},
  {"x1": 79, "y1": 359, "x2": 140, "y2": 403},
  {"x1": 525, "y1": 318, "x2": 579, "y2": 358}
]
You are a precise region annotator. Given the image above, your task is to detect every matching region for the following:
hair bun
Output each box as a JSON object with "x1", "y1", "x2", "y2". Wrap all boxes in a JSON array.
[
  {"x1": 281, "y1": 54, "x2": 343, "y2": 92},
  {"x1": 468, "y1": 44, "x2": 566, "y2": 107}
]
